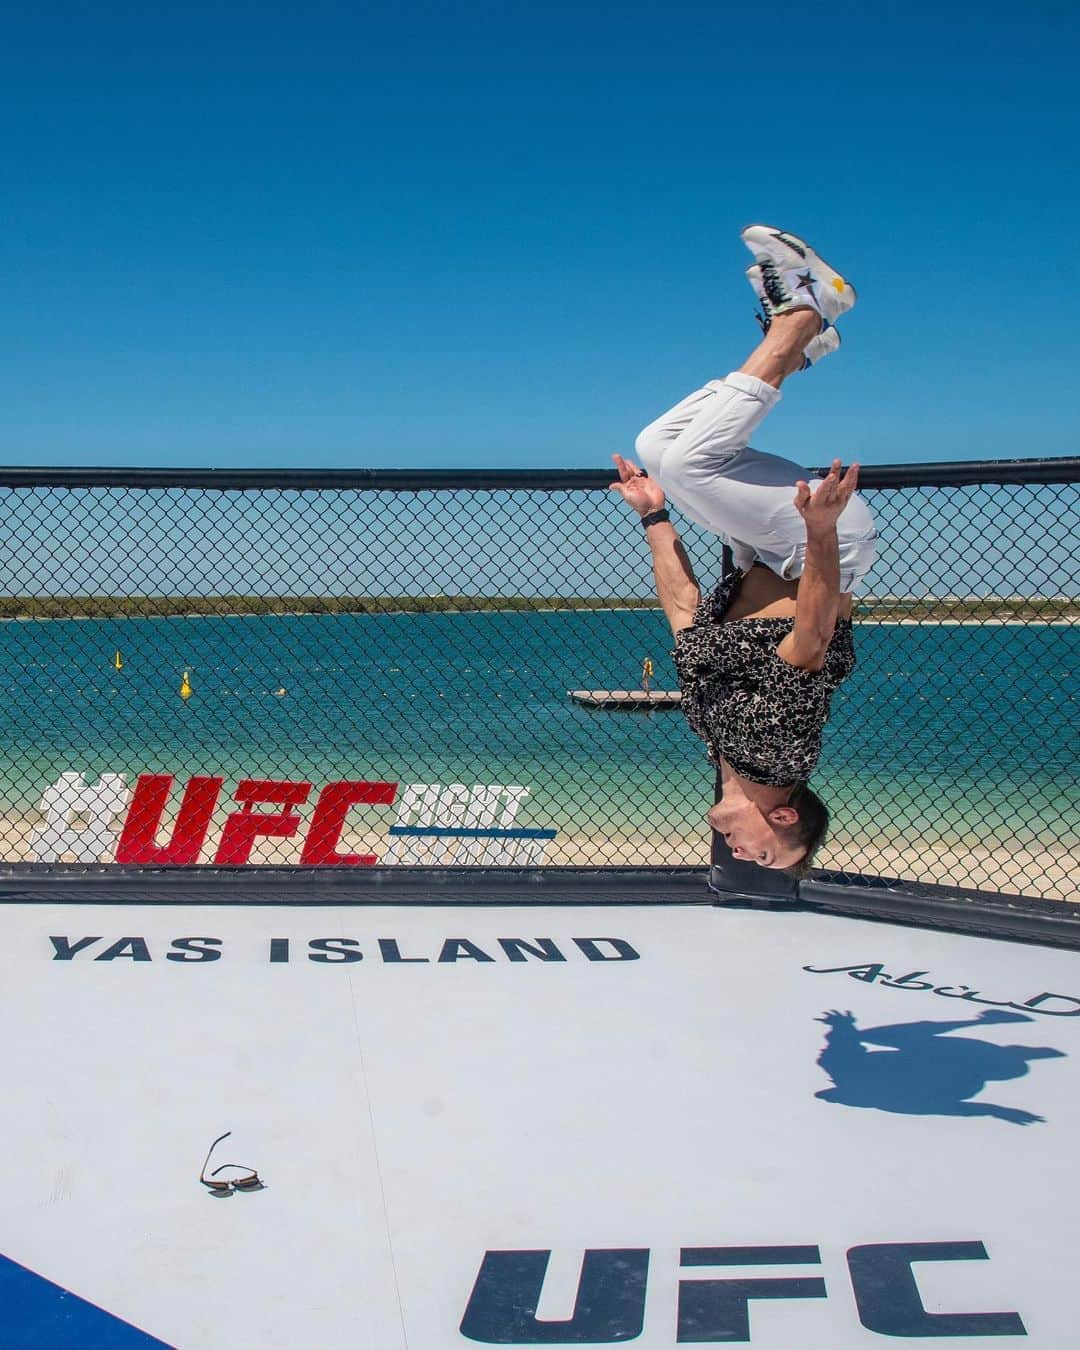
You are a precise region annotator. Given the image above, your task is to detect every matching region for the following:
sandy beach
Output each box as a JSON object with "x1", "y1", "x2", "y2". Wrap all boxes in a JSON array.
[{"x1": 2, "y1": 815, "x2": 1072, "y2": 904}]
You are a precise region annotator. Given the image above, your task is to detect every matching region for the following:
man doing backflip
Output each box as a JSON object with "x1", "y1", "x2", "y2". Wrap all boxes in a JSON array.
[{"x1": 610, "y1": 226, "x2": 879, "y2": 878}]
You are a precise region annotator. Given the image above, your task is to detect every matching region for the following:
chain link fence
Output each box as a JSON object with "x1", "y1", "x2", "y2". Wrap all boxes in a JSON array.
[{"x1": 0, "y1": 462, "x2": 1075, "y2": 900}]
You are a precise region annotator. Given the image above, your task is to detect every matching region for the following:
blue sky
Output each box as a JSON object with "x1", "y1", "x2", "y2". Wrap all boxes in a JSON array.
[{"x1": 2, "y1": 1, "x2": 1077, "y2": 470}]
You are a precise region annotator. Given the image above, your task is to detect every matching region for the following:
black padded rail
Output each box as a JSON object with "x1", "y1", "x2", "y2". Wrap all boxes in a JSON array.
[
  {"x1": 0, "y1": 864, "x2": 709, "y2": 907},
  {"x1": 1, "y1": 864, "x2": 1079, "y2": 952},
  {"x1": 0, "y1": 457, "x2": 1077, "y2": 491},
  {"x1": 798, "y1": 874, "x2": 1080, "y2": 951}
]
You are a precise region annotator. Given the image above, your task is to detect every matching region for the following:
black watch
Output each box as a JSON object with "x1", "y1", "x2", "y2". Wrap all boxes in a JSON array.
[{"x1": 640, "y1": 509, "x2": 670, "y2": 530}]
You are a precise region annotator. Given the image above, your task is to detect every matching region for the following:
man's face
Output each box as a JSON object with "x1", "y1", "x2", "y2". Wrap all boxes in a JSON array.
[{"x1": 707, "y1": 799, "x2": 805, "y2": 871}]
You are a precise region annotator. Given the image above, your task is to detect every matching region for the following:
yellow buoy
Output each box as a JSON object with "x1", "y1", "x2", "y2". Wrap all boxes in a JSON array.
[
  {"x1": 180, "y1": 669, "x2": 193, "y2": 701},
  {"x1": 113, "y1": 650, "x2": 124, "y2": 671}
]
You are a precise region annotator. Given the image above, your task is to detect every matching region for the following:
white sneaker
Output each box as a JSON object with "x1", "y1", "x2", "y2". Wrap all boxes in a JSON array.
[
  {"x1": 740, "y1": 224, "x2": 856, "y2": 326},
  {"x1": 747, "y1": 264, "x2": 842, "y2": 369}
]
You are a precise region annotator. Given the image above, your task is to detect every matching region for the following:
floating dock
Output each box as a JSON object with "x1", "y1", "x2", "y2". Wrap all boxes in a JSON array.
[{"x1": 568, "y1": 689, "x2": 682, "y2": 709}]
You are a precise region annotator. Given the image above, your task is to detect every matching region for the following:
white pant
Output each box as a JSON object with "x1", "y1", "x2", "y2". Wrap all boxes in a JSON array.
[{"x1": 635, "y1": 371, "x2": 879, "y2": 592}]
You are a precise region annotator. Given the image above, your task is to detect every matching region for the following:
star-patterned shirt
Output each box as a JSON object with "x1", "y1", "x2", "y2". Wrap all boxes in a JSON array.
[{"x1": 672, "y1": 569, "x2": 855, "y2": 786}]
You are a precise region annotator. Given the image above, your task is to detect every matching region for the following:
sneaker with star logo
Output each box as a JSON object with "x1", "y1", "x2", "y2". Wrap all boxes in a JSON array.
[
  {"x1": 747, "y1": 264, "x2": 842, "y2": 370},
  {"x1": 740, "y1": 224, "x2": 856, "y2": 327}
]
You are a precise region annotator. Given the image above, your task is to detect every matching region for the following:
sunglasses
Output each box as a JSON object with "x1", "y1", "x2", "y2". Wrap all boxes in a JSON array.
[{"x1": 200, "y1": 1131, "x2": 263, "y2": 1194}]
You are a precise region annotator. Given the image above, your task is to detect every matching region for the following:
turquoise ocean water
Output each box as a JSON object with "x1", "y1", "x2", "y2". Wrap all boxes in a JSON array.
[{"x1": 0, "y1": 611, "x2": 1075, "y2": 860}]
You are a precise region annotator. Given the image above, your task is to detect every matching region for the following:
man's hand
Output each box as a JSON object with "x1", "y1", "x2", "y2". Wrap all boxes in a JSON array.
[
  {"x1": 794, "y1": 458, "x2": 860, "y2": 534},
  {"x1": 609, "y1": 454, "x2": 667, "y2": 518}
]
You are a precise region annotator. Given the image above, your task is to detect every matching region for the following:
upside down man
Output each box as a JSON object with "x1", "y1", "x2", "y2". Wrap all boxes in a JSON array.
[{"x1": 610, "y1": 225, "x2": 879, "y2": 878}]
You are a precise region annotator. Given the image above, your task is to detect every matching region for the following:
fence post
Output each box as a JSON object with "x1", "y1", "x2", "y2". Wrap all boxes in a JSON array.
[
  {"x1": 707, "y1": 541, "x2": 799, "y2": 904},
  {"x1": 708, "y1": 768, "x2": 799, "y2": 903}
]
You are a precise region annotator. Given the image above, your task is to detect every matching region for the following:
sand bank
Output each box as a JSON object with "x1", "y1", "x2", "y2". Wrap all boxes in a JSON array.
[{"x1": 0, "y1": 816, "x2": 1072, "y2": 904}]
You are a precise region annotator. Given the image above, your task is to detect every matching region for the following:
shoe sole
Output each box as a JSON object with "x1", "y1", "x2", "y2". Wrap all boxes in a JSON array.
[{"x1": 741, "y1": 224, "x2": 857, "y2": 315}]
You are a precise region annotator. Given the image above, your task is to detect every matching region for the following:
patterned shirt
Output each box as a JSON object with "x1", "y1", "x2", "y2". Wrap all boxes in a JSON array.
[{"x1": 672, "y1": 569, "x2": 856, "y2": 786}]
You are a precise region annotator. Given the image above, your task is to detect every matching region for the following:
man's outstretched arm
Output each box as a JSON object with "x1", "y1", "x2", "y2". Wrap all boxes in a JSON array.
[
  {"x1": 610, "y1": 454, "x2": 700, "y2": 635},
  {"x1": 776, "y1": 458, "x2": 859, "y2": 671}
]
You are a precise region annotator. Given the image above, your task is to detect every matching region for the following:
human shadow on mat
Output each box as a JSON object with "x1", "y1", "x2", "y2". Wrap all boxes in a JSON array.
[{"x1": 814, "y1": 1008, "x2": 1064, "y2": 1125}]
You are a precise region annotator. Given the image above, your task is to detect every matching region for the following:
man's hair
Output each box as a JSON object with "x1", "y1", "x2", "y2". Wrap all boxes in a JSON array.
[{"x1": 778, "y1": 784, "x2": 829, "y2": 882}]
